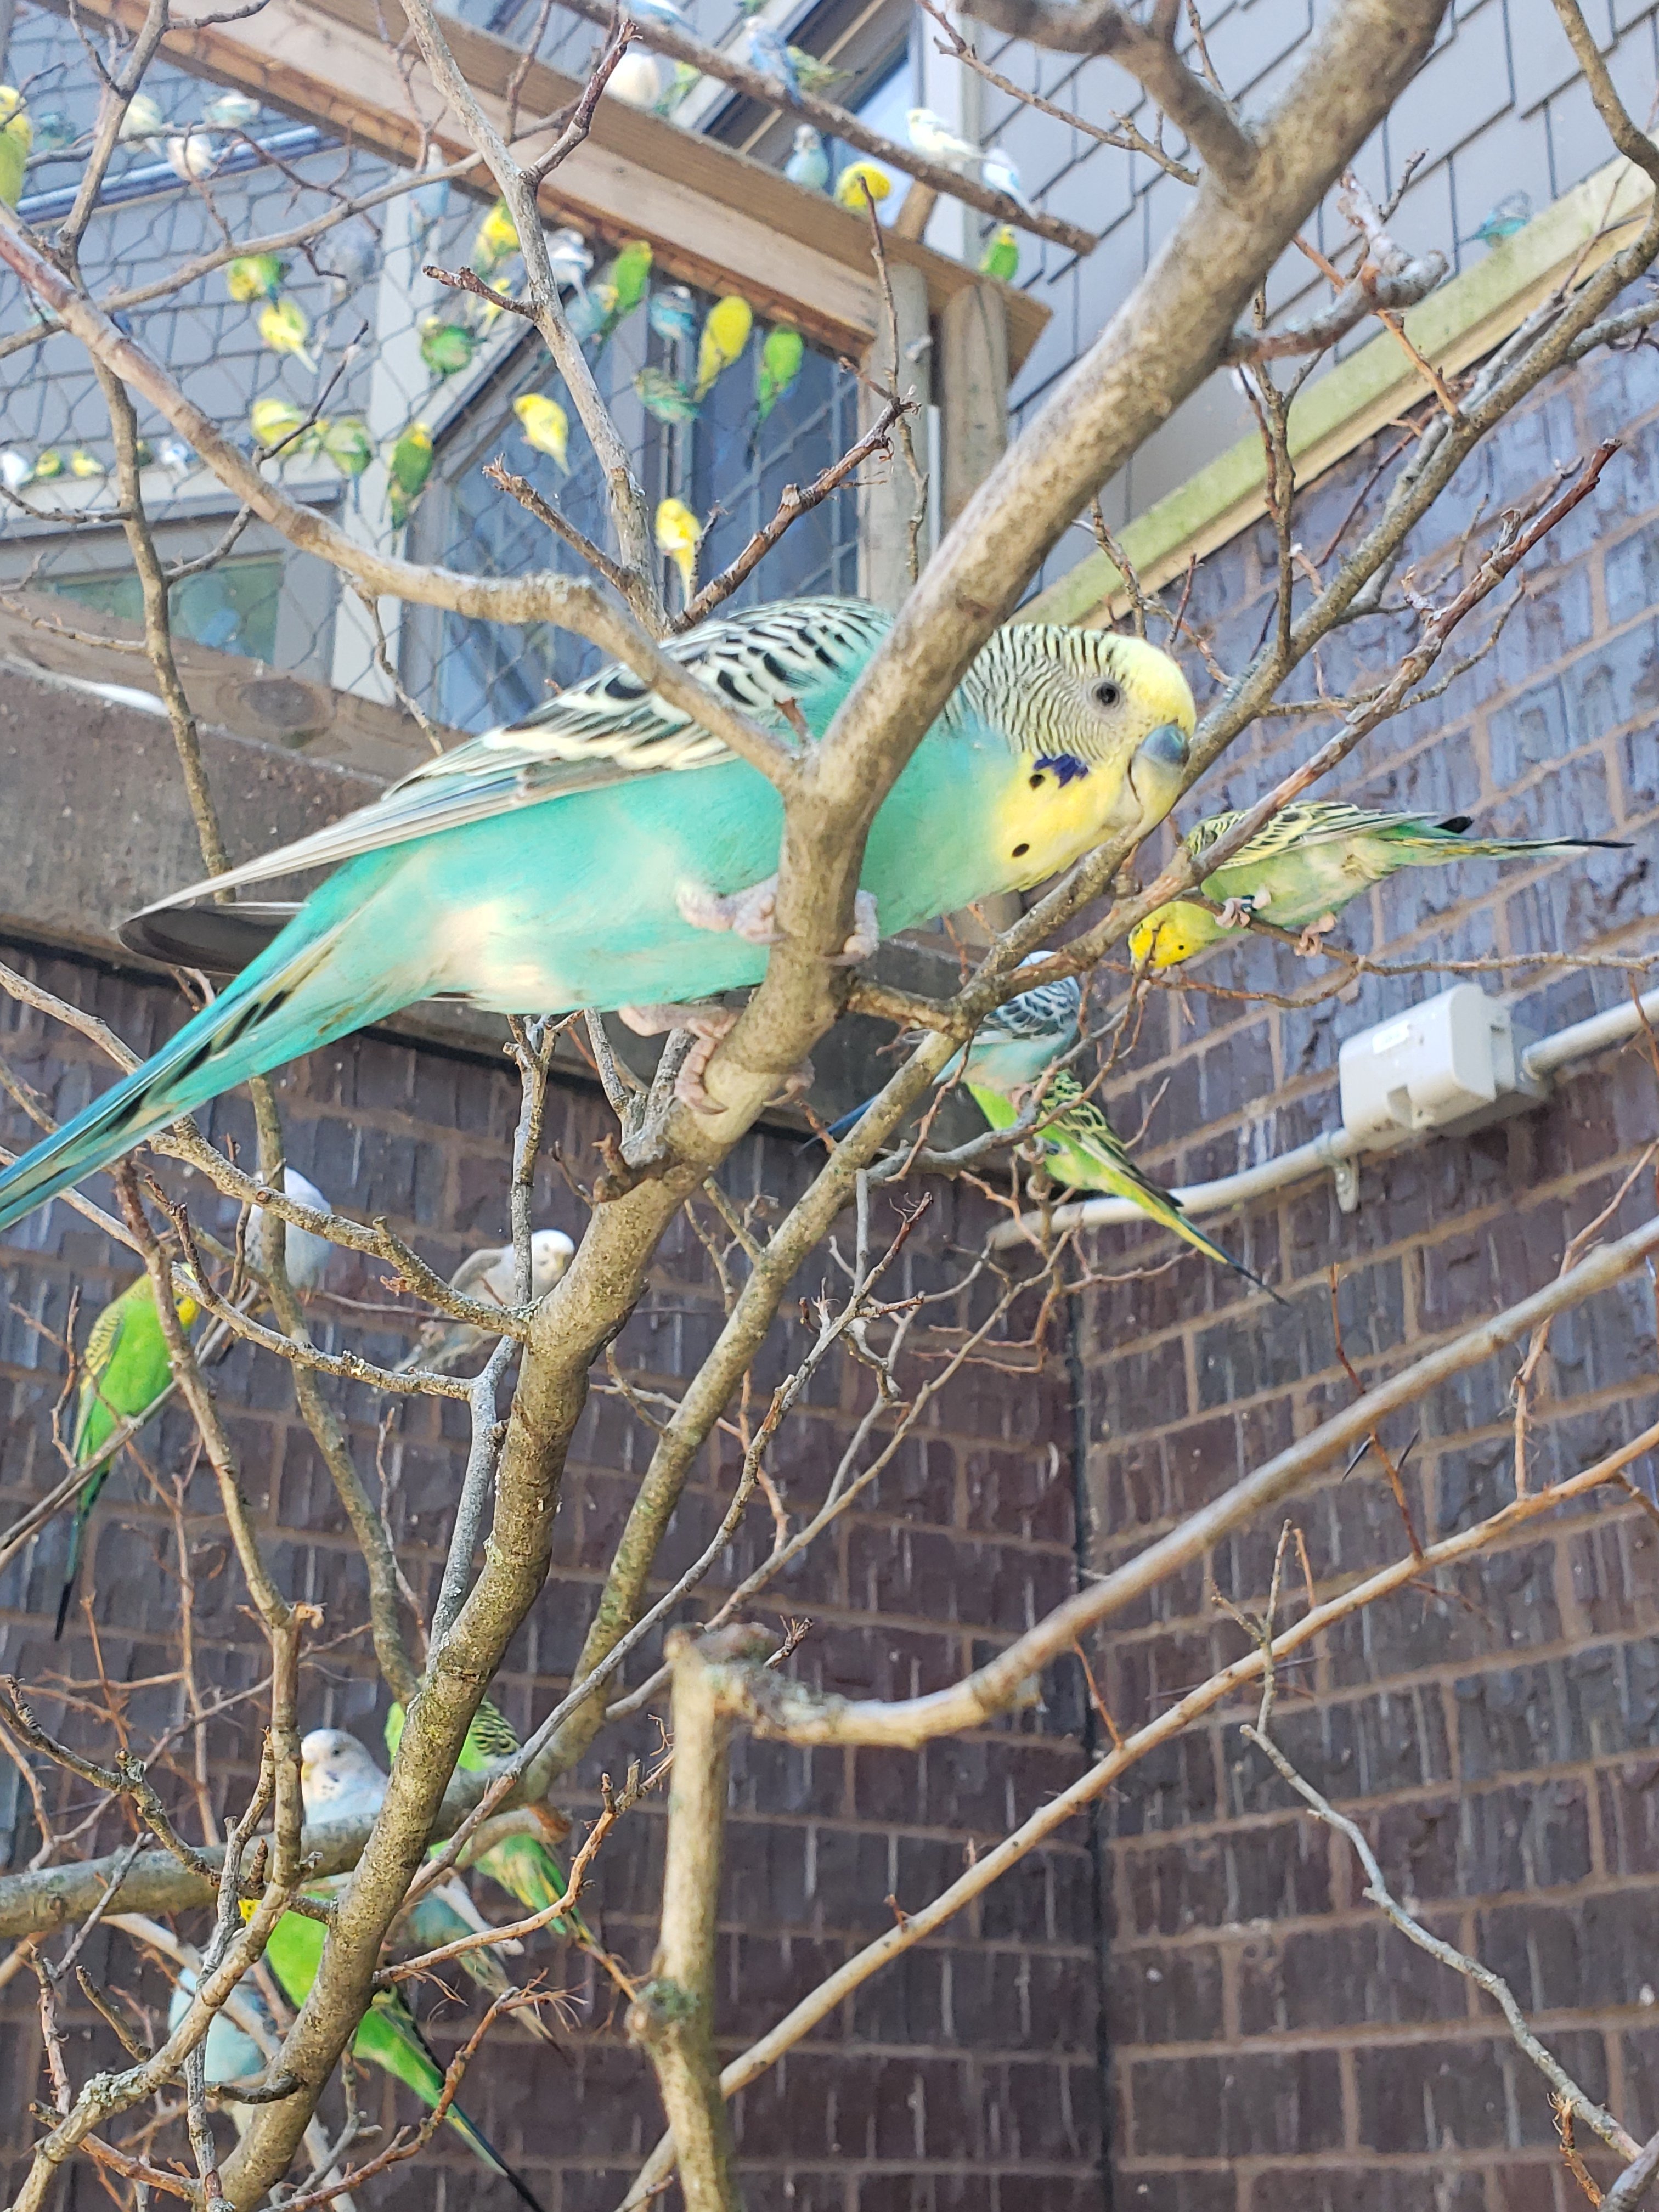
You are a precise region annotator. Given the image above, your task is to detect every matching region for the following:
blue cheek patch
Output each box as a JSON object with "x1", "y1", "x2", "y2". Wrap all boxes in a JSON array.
[{"x1": 1035, "y1": 753, "x2": 1088, "y2": 787}]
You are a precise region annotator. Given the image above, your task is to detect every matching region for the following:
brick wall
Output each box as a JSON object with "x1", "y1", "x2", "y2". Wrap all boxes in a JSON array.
[
  {"x1": 0, "y1": 940, "x2": 1096, "y2": 2212},
  {"x1": 1076, "y1": 343, "x2": 1659, "y2": 2202}
]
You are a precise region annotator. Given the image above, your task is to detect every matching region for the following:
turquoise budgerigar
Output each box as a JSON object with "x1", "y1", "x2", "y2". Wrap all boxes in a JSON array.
[
  {"x1": 826, "y1": 967, "x2": 1274, "y2": 1293},
  {"x1": 0, "y1": 598, "x2": 1195, "y2": 1237},
  {"x1": 253, "y1": 1899, "x2": 549, "y2": 2205},
  {"x1": 1131, "y1": 802, "x2": 1623, "y2": 969},
  {"x1": 57, "y1": 1273, "x2": 199, "y2": 1639},
  {"x1": 386, "y1": 1698, "x2": 591, "y2": 1942},
  {"x1": 299, "y1": 1730, "x2": 552, "y2": 2033}
]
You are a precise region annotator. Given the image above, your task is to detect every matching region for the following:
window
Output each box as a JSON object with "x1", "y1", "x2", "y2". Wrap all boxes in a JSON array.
[{"x1": 44, "y1": 556, "x2": 285, "y2": 662}]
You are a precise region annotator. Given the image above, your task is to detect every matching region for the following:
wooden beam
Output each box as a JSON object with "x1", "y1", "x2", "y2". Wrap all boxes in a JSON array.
[
  {"x1": 47, "y1": 0, "x2": 1047, "y2": 370},
  {"x1": 857, "y1": 262, "x2": 931, "y2": 610},
  {"x1": 939, "y1": 280, "x2": 1008, "y2": 533}
]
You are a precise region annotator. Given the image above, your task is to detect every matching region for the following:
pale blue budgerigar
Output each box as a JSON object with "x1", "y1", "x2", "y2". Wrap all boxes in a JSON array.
[
  {"x1": 300, "y1": 1730, "x2": 554, "y2": 2036},
  {"x1": 0, "y1": 598, "x2": 1195, "y2": 1237},
  {"x1": 826, "y1": 962, "x2": 1276, "y2": 1294},
  {"x1": 746, "y1": 21, "x2": 800, "y2": 97}
]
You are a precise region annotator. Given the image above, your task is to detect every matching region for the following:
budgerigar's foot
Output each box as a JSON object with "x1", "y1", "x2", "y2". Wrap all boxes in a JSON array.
[
  {"x1": 826, "y1": 889, "x2": 880, "y2": 967},
  {"x1": 676, "y1": 876, "x2": 781, "y2": 946},
  {"x1": 1216, "y1": 896, "x2": 1255, "y2": 930},
  {"x1": 675, "y1": 1008, "x2": 742, "y2": 1114},
  {"x1": 1295, "y1": 913, "x2": 1339, "y2": 957}
]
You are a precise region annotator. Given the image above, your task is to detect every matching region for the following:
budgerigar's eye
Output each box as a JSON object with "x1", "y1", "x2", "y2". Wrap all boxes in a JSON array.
[{"x1": 1094, "y1": 679, "x2": 1122, "y2": 709}]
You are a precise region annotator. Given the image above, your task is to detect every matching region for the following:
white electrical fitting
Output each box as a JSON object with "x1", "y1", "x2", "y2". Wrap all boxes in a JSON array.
[{"x1": 986, "y1": 981, "x2": 1659, "y2": 1250}]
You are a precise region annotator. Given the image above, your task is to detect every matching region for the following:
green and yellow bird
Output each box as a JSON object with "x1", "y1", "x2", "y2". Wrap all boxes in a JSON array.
[
  {"x1": 252, "y1": 1903, "x2": 548, "y2": 2207},
  {"x1": 826, "y1": 968, "x2": 1274, "y2": 1294},
  {"x1": 57, "y1": 1273, "x2": 199, "y2": 1637},
  {"x1": 0, "y1": 88, "x2": 32, "y2": 212},
  {"x1": 755, "y1": 325, "x2": 804, "y2": 425},
  {"x1": 1131, "y1": 802, "x2": 1624, "y2": 968},
  {"x1": 0, "y1": 602, "x2": 1197, "y2": 1234},
  {"x1": 224, "y1": 253, "x2": 287, "y2": 303},
  {"x1": 386, "y1": 421, "x2": 433, "y2": 526},
  {"x1": 385, "y1": 1699, "x2": 590, "y2": 1942}
]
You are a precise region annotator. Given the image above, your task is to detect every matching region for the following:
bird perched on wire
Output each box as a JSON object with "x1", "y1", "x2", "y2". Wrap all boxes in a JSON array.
[
  {"x1": 0, "y1": 89, "x2": 31, "y2": 211},
  {"x1": 978, "y1": 224, "x2": 1019, "y2": 282},
  {"x1": 300, "y1": 1729, "x2": 551, "y2": 2022},
  {"x1": 397, "y1": 1229, "x2": 574, "y2": 1373},
  {"x1": 258, "y1": 297, "x2": 316, "y2": 373},
  {"x1": 833, "y1": 160, "x2": 890, "y2": 211},
  {"x1": 1468, "y1": 189, "x2": 1531, "y2": 247},
  {"x1": 386, "y1": 420, "x2": 433, "y2": 526},
  {"x1": 979, "y1": 144, "x2": 1034, "y2": 213},
  {"x1": 202, "y1": 89, "x2": 262, "y2": 131},
  {"x1": 225, "y1": 253, "x2": 287, "y2": 303},
  {"x1": 117, "y1": 92, "x2": 165, "y2": 144},
  {"x1": 1130, "y1": 802, "x2": 1626, "y2": 968},
  {"x1": 0, "y1": 599, "x2": 1196, "y2": 1221},
  {"x1": 545, "y1": 227, "x2": 593, "y2": 297},
  {"x1": 251, "y1": 1896, "x2": 550, "y2": 2202},
  {"x1": 246, "y1": 1164, "x2": 334, "y2": 1293},
  {"x1": 784, "y1": 123, "x2": 829, "y2": 192},
  {"x1": 654, "y1": 496, "x2": 703, "y2": 604},
  {"x1": 514, "y1": 392, "x2": 571, "y2": 471},
  {"x1": 693, "y1": 292, "x2": 752, "y2": 398},
  {"x1": 56, "y1": 1273, "x2": 199, "y2": 1638},
  {"x1": 165, "y1": 130, "x2": 216, "y2": 182},
  {"x1": 907, "y1": 106, "x2": 978, "y2": 171},
  {"x1": 746, "y1": 20, "x2": 799, "y2": 97},
  {"x1": 647, "y1": 284, "x2": 698, "y2": 348},
  {"x1": 385, "y1": 1697, "x2": 591, "y2": 1940},
  {"x1": 825, "y1": 967, "x2": 1274, "y2": 1292}
]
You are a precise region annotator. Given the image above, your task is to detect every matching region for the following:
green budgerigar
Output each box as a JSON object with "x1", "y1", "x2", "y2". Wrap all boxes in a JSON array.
[
  {"x1": 1131, "y1": 802, "x2": 1624, "y2": 968},
  {"x1": 0, "y1": 599, "x2": 1196, "y2": 1239},
  {"x1": 255, "y1": 1903, "x2": 548, "y2": 2207},
  {"x1": 385, "y1": 1699, "x2": 590, "y2": 1941},
  {"x1": 57, "y1": 1273, "x2": 199, "y2": 1638},
  {"x1": 827, "y1": 968, "x2": 1274, "y2": 1294},
  {"x1": 755, "y1": 325, "x2": 804, "y2": 425}
]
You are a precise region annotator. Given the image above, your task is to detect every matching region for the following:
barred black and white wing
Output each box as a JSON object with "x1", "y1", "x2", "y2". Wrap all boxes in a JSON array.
[{"x1": 134, "y1": 597, "x2": 892, "y2": 918}]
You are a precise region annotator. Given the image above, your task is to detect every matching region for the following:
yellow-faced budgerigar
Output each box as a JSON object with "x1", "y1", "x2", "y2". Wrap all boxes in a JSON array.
[
  {"x1": 57, "y1": 1274, "x2": 200, "y2": 1637},
  {"x1": 755, "y1": 326, "x2": 805, "y2": 425},
  {"x1": 0, "y1": 90, "x2": 31, "y2": 211},
  {"x1": 471, "y1": 198, "x2": 518, "y2": 280},
  {"x1": 300, "y1": 1730, "x2": 550, "y2": 2032},
  {"x1": 386, "y1": 421, "x2": 433, "y2": 526},
  {"x1": 979, "y1": 225, "x2": 1019, "y2": 283},
  {"x1": 654, "y1": 496, "x2": 702, "y2": 603},
  {"x1": 320, "y1": 416, "x2": 372, "y2": 478},
  {"x1": 250, "y1": 397, "x2": 310, "y2": 450},
  {"x1": 833, "y1": 161, "x2": 890, "y2": 210},
  {"x1": 826, "y1": 967, "x2": 1274, "y2": 1294},
  {"x1": 693, "y1": 294, "x2": 752, "y2": 399},
  {"x1": 68, "y1": 449, "x2": 105, "y2": 479},
  {"x1": 252, "y1": 1899, "x2": 550, "y2": 2202},
  {"x1": 397, "y1": 1229, "x2": 574, "y2": 1374},
  {"x1": 224, "y1": 253, "x2": 286, "y2": 302},
  {"x1": 0, "y1": 599, "x2": 1197, "y2": 1231},
  {"x1": 1130, "y1": 802, "x2": 1625, "y2": 969},
  {"x1": 258, "y1": 297, "x2": 316, "y2": 373},
  {"x1": 513, "y1": 393, "x2": 569, "y2": 471},
  {"x1": 385, "y1": 1698, "x2": 590, "y2": 1939}
]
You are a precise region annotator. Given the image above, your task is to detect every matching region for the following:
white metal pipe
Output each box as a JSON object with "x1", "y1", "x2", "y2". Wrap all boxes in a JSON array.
[{"x1": 986, "y1": 978, "x2": 1659, "y2": 1251}]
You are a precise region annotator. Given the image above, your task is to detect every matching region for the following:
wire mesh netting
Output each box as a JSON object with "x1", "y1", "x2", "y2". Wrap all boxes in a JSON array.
[{"x1": 1, "y1": 2, "x2": 864, "y2": 735}]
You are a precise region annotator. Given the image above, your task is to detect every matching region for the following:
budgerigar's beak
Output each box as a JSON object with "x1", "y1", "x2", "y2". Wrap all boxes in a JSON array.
[{"x1": 1125, "y1": 721, "x2": 1190, "y2": 830}]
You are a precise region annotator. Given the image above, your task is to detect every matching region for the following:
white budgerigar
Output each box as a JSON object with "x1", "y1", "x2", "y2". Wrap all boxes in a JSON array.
[
  {"x1": 246, "y1": 1165, "x2": 335, "y2": 1294},
  {"x1": 907, "y1": 106, "x2": 979, "y2": 171},
  {"x1": 397, "y1": 1228, "x2": 575, "y2": 1373}
]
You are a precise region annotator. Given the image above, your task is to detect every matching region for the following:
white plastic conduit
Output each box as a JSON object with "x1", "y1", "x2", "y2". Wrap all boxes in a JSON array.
[{"x1": 985, "y1": 982, "x2": 1659, "y2": 1251}]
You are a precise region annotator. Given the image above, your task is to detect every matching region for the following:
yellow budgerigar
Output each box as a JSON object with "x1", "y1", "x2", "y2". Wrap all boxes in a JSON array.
[
  {"x1": 0, "y1": 88, "x2": 31, "y2": 212},
  {"x1": 654, "y1": 496, "x2": 702, "y2": 604},
  {"x1": 258, "y1": 297, "x2": 317, "y2": 373},
  {"x1": 472, "y1": 197, "x2": 519, "y2": 277},
  {"x1": 833, "y1": 161, "x2": 890, "y2": 211},
  {"x1": 513, "y1": 393, "x2": 570, "y2": 472},
  {"x1": 694, "y1": 294, "x2": 753, "y2": 400}
]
